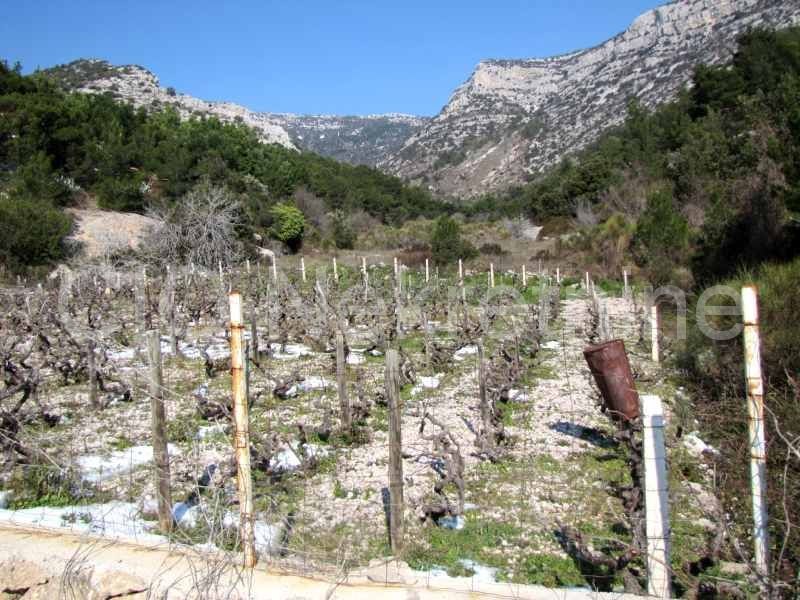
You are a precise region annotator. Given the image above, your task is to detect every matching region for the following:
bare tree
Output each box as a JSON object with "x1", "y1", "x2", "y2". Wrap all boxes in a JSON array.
[{"x1": 143, "y1": 182, "x2": 243, "y2": 268}]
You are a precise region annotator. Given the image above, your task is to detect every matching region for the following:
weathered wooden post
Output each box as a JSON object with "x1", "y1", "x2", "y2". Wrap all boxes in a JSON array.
[
  {"x1": 425, "y1": 258, "x2": 430, "y2": 283},
  {"x1": 521, "y1": 264, "x2": 527, "y2": 287},
  {"x1": 585, "y1": 271, "x2": 590, "y2": 292},
  {"x1": 332, "y1": 256, "x2": 339, "y2": 282},
  {"x1": 556, "y1": 266, "x2": 560, "y2": 285},
  {"x1": 228, "y1": 293, "x2": 256, "y2": 568},
  {"x1": 458, "y1": 258, "x2": 465, "y2": 303},
  {"x1": 490, "y1": 263, "x2": 495, "y2": 288},
  {"x1": 300, "y1": 257, "x2": 307, "y2": 282},
  {"x1": 385, "y1": 349, "x2": 404, "y2": 554},
  {"x1": 742, "y1": 285, "x2": 769, "y2": 583},
  {"x1": 651, "y1": 303, "x2": 660, "y2": 363},
  {"x1": 336, "y1": 331, "x2": 351, "y2": 433},
  {"x1": 623, "y1": 269, "x2": 629, "y2": 298},
  {"x1": 147, "y1": 330, "x2": 173, "y2": 534},
  {"x1": 477, "y1": 342, "x2": 493, "y2": 449},
  {"x1": 249, "y1": 295, "x2": 259, "y2": 361},
  {"x1": 640, "y1": 394, "x2": 671, "y2": 599},
  {"x1": 421, "y1": 309, "x2": 432, "y2": 374},
  {"x1": 87, "y1": 338, "x2": 98, "y2": 408}
]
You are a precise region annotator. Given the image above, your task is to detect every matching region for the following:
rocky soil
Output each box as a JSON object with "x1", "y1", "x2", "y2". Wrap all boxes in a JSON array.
[{"x1": 0, "y1": 275, "x2": 721, "y2": 591}]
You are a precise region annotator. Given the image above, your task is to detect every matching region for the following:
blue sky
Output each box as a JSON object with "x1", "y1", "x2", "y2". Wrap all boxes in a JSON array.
[{"x1": 1, "y1": 1, "x2": 662, "y2": 116}]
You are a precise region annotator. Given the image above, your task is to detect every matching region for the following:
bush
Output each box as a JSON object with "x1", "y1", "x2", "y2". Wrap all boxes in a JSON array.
[
  {"x1": 479, "y1": 242, "x2": 506, "y2": 256},
  {"x1": 632, "y1": 188, "x2": 689, "y2": 285},
  {"x1": 331, "y1": 209, "x2": 356, "y2": 249},
  {"x1": 430, "y1": 215, "x2": 477, "y2": 265},
  {"x1": 0, "y1": 195, "x2": 72, "y2": 272},
  {"x1": 95, "y1": 177, "x2": 145, "y2": 212},
  {"x1": 269, "y1": 203, "x2": 305, "y2": 251}
]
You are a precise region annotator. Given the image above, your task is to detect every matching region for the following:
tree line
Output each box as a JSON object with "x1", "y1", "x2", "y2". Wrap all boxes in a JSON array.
[{"x1": 0, "y1": 61, "x2": 450, "y2": 272}]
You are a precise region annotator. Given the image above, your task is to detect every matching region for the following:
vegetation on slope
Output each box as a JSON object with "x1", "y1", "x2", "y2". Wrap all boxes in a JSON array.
[
  {"x1": 0, "y1": 60, "x2": 449, "y2": 271},
  {"x1": 475, "y1": 27, "x2": 800, "y2": 286}
]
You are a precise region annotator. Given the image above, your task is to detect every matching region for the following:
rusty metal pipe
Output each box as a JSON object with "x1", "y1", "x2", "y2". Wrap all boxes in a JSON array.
[{"x1": 583, "y1": 339, "x2": 639, "y2": 421}]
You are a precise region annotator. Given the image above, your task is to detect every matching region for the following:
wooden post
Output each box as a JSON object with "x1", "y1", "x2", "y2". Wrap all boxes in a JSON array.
[
  {"x1": 300, "y1": 257, "x2": 306, "y2": 282},
  {"x1": 489, "y1": 263, "x2": 495, "y2": 288},
  {"x1": 741, "y1": 286, "x2": 769, "y2": 582},
  {"x1": 640, "y1": 394, "x2": 671, "y2": 599},
  {"x1": 167, "y1": 268, "x2": 179, "y2": 357},
  {"x1": 147, "y1": 330, "x2": 173, "y2": 534},
  {"x1": 250, "y1": 296, "x2": 259, "y2": 361},
  {"x1": 385, "y1": 349, "x2": 404, "y2": 554},
  {"x1": 459, "y1": 259, "x2": 465, "y2": 304},
  {"x1": 332, "y1": 256, "x2": 338, "y2": 282},
  {"x1": 556, "y1": 266, "x2": 560, "y2": 285},
  {"x1": 585, "y1": 271, "x2": 590, "y2": 292},
  {"x1": 477, "y1": 342, "x2": 492, "y2": 447},
  {"x1": 87, "y1": 338, "x2": 98, "y2": 408},
  {"x1": 522, "y1": 264, "x2": 527, "y2": 287},
  {"x1": 623, "y1": 269, "x2": 629, "y2": 298},
  {"x1": 228, "y1": 293, "x2": 256, "y2": 568},
  {"x1": 336, "y1": 331, "x2": 350, "y2": 433},
  {"x1": 651, "y1": 303, "x2": 659, "y2": 363},
  {"x1": 398, "y1": 263, "x2": 403, "y2": 293},
  {"x1": 425, "y1": 258, "x2": 430, "y2": 283},
  {"x1": 421, "y1": 309, "x2": 431, "y2": 374}
]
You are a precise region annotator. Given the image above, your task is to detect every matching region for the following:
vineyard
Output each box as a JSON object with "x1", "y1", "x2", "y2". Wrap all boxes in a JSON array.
[{"x1": 0, "y1": 258, "x2": 744, "y2": 597}]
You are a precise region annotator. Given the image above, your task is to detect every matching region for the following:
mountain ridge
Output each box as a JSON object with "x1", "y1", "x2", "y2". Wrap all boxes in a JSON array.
[
  {"x1": 381, "y1": 0, "x2": 800, "y2": 198},
  {"x1": 42, "y1": 58, "x2": 429, "y2": 167}
]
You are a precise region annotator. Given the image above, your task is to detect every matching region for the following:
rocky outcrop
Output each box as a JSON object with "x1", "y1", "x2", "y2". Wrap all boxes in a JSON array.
[
  {"x1": 44, "y1": 60, "x2": 428, "y2": 167},
  {"x1": 382, "y1": 0, "x2": 800, "y2": 198},
  {"x1": 45, "y1": 59, "x2": 296, "y2": 148},
  {"x1": 272, "y1": 113, "x2": 428, "y2": 166}
]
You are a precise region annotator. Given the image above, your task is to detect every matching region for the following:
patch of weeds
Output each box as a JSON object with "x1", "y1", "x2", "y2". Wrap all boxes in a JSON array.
[
  {"x1": 333, "y1": 479, "x2": 347, "y2": 499},
  {"x1": 405, "y1": 516, "x2": 521, "y2": 577},
  {"x1": 8, "y1": 465, "x2": 106, "y2": 509},
  {"x1": 166, "y1": 414, "x2": 205, "y2": 444},
  {"x1": 399, "y1": 334, "x2": 424, "y2": 354},
  {"x1": 110, "y1": 434, "x2": 135, "y2": 451},
  {"x1": 371, "y1": 404, "x2": 389, "y2": 432},
  {"x1": 501, "y1": 553, "x2": 586, "y2": 587}
]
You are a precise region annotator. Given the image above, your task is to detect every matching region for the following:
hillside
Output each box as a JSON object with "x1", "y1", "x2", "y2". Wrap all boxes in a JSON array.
[
  {"x1": 382, "y1": 0, "x2": 800, "y2": 197},
  {"x1": 43, "y1": 60, "x2": 428, "y2": 167}
]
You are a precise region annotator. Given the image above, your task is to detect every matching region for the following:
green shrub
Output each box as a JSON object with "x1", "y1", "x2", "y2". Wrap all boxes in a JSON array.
[
  {"x1": 331, "y1": 209, "x2": 355, "y2": 249},
  {"x1": 430, "y1": 215, "x2": 477, "y2": 265},
  {"x1": 269, "y1": 203, "x2": 305, "y2": 251},
  {"x1": 632, "y1": 188, "x2": 689, "y2": 285},
  {"x1": 0, "y1": 195, "x2": 72, "y2": 272}
]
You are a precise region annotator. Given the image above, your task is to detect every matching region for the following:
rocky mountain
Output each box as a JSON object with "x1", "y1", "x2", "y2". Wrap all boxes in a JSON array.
[
  {"x1": 43, "y1": 59, "x2": 427, "y2": 167},
  {"x1": 271, "y1": 113, "x2": 428, "y2": 166},
  {"x1": 381, "y1": 0, "x2": 800, "y2": 198}
]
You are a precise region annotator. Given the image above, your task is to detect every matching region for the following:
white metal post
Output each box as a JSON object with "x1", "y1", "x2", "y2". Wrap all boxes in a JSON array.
[
  {"x1": 641, "y1": 394, "x2": 671, "y2": 599},
  {"x1": 651, "y1": 303, "x2": 660, "y2": 363},
  {"x1": 742, "y1": 286, "x2": 769, "y2": 582}
]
